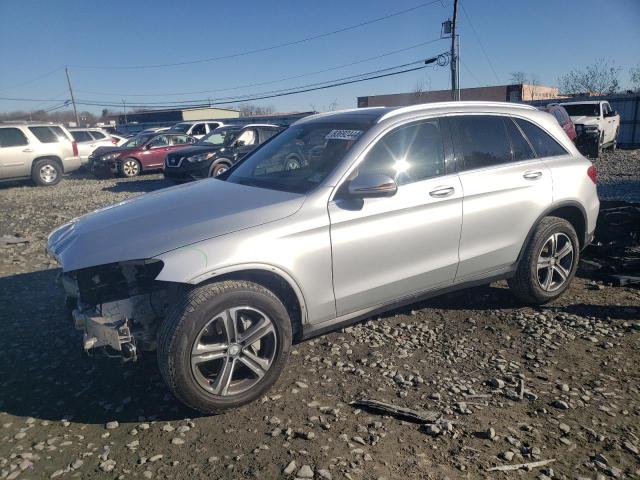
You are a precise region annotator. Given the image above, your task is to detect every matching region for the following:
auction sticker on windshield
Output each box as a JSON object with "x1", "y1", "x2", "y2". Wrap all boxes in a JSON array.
[{"x1": 325, "y1": 129, "x2": 363, "y2": 140}]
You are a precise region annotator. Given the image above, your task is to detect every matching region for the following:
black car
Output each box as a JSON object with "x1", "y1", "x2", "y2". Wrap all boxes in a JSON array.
[{"x1": 163, "y1": 124, "x2": 283, "y2": 182}]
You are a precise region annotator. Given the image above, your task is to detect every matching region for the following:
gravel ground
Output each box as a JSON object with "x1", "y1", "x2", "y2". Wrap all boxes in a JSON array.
[
  {"x1": 0, "y1": 155, "x2": 639, "y2": 480},
  {"x1": 595, "y1": 148, "x2": 640, "y2": 203}
]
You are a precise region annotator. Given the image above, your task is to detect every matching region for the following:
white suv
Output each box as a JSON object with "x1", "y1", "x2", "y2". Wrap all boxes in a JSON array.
[
  {"x1": 168, "y1": 121, "x2": 225, "y2": 139},
  {"x1": 69, "y1": 128, "x2": 116, "y2": 164},
  {"x1": 0, "y1": 122, "x2": 81, "y2": 186}
]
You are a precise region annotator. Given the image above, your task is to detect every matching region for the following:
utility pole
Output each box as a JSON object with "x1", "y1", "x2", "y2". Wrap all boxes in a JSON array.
[
  {"x1": 122, "y1": 100, "x2": 128, "y2": 124},
  {"x1": 65, "y1": 67, "x2": 81, "y2": 126},
  {"x1": 450, "y1": 0, "x2": 460, "y2": 101}
]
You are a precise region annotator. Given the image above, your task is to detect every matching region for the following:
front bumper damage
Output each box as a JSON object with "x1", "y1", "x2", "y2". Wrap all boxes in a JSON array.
[{"x1": 58, "y1": 260, "x2": 172, "y2": 361}]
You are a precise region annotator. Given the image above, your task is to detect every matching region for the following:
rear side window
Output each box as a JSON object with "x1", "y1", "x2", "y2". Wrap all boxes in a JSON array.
[
  {"x1": 450, "y1": 115, "x2": 511, "y2": 170},
  {"x1": 90, "y1": 131, "x2": 106, "y2": 139},
  {"x1": 207, "y1": 122, "x2": 220, "y2": 131},
  {"x1": 514, "y1": 119, "x2": 568, "y2": 158},
  {"x1": 171, "y1": 135, "x2": 193, "y2": 145},
  {"x1": 359, "y1": 119, "x2": 445, "y2": 185},
  {"x1": 505, "y1": 118, "x2": 535, "y2": 162},
  {"x1": 71, "y1": 131, "x2": 93, "y2": 142},
  {"x1": 0, "y1": 128, "x2": 29, "y2": 147},
  {"x1": 260, "y1": 129, "x2": 279, "y2": 143},
  {"x1": 49, "y1": 126, "x2": 70, "y2": 141},
  {"x1": 29, "y1": 126, "x2": 58, "y2": 143}
]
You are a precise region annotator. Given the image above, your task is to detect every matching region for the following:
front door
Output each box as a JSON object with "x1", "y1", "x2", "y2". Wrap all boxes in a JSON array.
[
  {"x1": 0, "y1": 127, "x2": 32, "y2": 179},
  {"x1": 329, "y1": 119, "x2": 462, "y2": 316},
  {"x1": 140, "y1": 135, "x2": 172, "y2": 169}
]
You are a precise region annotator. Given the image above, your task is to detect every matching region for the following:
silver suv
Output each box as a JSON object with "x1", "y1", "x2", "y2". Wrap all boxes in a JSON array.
[
  {"x1": 48, "y1": 102, "x2": 599, "y2": 413},
  {"x1": 0, "y1": 122, "x2": 81, "y2": 185}
]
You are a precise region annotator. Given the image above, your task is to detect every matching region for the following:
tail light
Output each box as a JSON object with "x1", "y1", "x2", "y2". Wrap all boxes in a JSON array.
[
  {"x1": 587, "y1": 165, "x2": 597, "y2": 184},
  {"x1": 72, "y1": 141, "x2": 78, "y2": 157}
]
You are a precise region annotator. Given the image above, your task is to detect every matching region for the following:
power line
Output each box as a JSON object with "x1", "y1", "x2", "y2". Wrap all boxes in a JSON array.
[
  {"x1": 69, "y1": 0, "x2": 446, "y2": 70},
  {"x1": 459, "y1": 1, "x2": 500, "y2": 83},
  {"x1": 73, "y1": 55, "x2": 448, "y2": 109},
  {"x1": 75, "y1": 38, "x2": 445, "y2": 97},
  {"x1": 0, "y1": 66, "x2": 64, "y2": 92},
  {"x1": 459, "y1": 58, "x2": 484, "y2": 87},
  {"x1": 77, "y1": 59, "x2": 435, "y2": 107}
]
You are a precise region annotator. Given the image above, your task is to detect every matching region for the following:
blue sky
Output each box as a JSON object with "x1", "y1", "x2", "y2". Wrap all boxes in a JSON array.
[{"x1": 0, "y1": 0, "x2": 639, "y2": 115}]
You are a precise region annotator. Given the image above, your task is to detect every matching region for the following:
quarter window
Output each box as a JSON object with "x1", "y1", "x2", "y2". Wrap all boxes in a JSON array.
[
  {"x1": 450, "y1": 115, "x2": 511, "y2": 170},
  {"x1": 0, "y1": 128, "x2": 29, "y2": 147},
  {"x1": 28, "y1": 126, "x2": 58, "y2": 143},
  {"x1": 358, "y1": 119, "x2": 445, "y2": 185},
  {"x1": 514, "y1": 119, "x2": 568, "y2": 158},
  {"x1": 504, "y1": 118, "x2": 535, "y2": 162},
  {"x1": 90, "y1": 131, "x2": 106, "y2": 139}
]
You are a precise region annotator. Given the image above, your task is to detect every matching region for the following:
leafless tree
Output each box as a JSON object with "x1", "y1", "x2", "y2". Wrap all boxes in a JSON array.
[
  {"x1": 509, "y1": 72, "x2": 539, "y2": 85},
  {"x1": 630, "y1": 65, "x2": 640, "y2": 93},
  {"x1": 236, "y1": 103, "x2": 275, "y2": 117},
  {"x1": 413, "y1": 78, "x2": 432, "y2": 101},
  {"x1": 558, "y1": 59, "x2": 621, "y2": 95}
]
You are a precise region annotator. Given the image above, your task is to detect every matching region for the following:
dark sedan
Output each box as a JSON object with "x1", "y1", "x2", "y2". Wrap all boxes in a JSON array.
[{"x1": 164, "y1": 124, "x2": 282, "y2": 183}]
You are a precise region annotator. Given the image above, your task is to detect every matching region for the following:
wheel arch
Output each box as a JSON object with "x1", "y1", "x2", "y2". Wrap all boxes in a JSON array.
[
  {"x1": 189, "y1": 264, "x2": 308, "y2": 341},
  {"x1": 516, "y1": 201, "x2": 588, "y2": 266},
  {"x1": 209, "y1": 158, "x2": 232, "y2": 176},
  {"x1": 32, "y1": 155, "x2": 64, "y2": 173}
]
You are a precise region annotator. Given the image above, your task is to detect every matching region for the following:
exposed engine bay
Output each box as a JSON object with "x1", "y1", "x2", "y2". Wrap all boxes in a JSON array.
[{"x1": 63, "y1": 259, "x2": 176, "y2": 361}]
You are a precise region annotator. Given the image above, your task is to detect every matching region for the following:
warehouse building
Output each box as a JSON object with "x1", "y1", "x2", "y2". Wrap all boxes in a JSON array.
[
  {"x1": 113, "y1": 106, "x2": 240, "y2": 124},
  {"x1": 357, "y1": 83, "x2": 561, "y2": 107}
]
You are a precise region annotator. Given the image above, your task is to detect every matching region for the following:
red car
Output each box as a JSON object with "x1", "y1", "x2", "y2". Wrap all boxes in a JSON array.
[
  {"x1": 542, "y1": 104, "x2": 577, "y2": 143},
  {"x1": 89, "y1": 133, "x2": 197, "y2": 178}
]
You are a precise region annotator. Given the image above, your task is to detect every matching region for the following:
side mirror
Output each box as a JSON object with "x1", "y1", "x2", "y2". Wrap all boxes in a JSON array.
[
  {"x1": 235, "y1": 140, "x2": 246, "y2": 147},
  {"x1": 144, "y1": 144, "x2": 152, "y2": 150},
  {"x1": 347, "y1": 172, "x2": 397, "y2": 198}
]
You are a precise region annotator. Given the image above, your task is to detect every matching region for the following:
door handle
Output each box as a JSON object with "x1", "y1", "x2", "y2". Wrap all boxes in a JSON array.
[
  {"x1": 22, "y1": 148, "x2": 34, "y2": 153},
  {"x1": 429, "y1": 186, "x2": 455, "y2": 197},
  {"x1": 523, "y1": 170, "x2": 543, "y2": 180}
]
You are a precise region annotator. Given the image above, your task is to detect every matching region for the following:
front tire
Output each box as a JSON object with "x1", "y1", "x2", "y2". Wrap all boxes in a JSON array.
[
  {"x1": 211, "y1": 160, "x2": 231, "y2": 177},
  {"x1": 119, "y1": 158, "x2": 141, "y2": 177},
  {"x1": 157, "y1": 280, "x2": 292, "y2": 414},
  {"x1": 508, "y1": 216, "x2": 579, "y2": 304},
  {"x1": 32, "y1": 158, "x2": 62, "y2": 186}
]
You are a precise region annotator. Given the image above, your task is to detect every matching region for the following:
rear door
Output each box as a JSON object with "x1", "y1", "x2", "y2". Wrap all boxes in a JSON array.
[
  {"x1": 450, "y1": 115, "x2": 553, "y2": 281},
  {"x1": 0, "y1": 127, "x2": 32, "y2": 179}
]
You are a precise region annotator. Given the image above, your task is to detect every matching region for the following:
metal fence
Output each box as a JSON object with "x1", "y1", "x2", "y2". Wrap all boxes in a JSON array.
[{"x1": 526, "y1": 94, "x2": 640, "y2": 148}]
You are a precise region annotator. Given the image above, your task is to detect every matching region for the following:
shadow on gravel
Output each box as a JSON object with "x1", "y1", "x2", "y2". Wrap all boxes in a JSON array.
[
  {"x1": 547, "y1": 303, "x2": 639, "y2": 321},
  {"x1": 102, "y1": 177, "x2": 173, "y2": 193},
  {"x1": 0, "y1": 268, "x2": 194, "y2": 425}
]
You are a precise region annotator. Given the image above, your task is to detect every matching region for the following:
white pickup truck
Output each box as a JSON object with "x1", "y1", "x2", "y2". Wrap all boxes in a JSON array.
[{"x1": 558, "y1": 100, "x2": 620, "y2": 154}]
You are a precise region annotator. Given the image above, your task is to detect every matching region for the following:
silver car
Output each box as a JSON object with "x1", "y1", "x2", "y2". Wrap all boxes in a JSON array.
[{"x1": 47, "y1": 102, "x2": 599, "y2": 413}]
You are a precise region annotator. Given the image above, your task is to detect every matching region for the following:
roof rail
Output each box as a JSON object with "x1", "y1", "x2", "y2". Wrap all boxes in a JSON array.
[{"x1": 378, "y1": 101, "x2": 537, "y2": 122}]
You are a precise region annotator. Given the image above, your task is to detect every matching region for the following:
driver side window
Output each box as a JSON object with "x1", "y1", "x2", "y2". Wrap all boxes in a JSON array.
[
  {"x1": 191, "y1": 124, "x2": 206, "y2": 136},
  {"x1": 148, "y1": 135, "x2": 169, "y2": 148},
  {"x1": 236, "y1": 129, "x2": 257, "y2": 145},
  {"x1": 357, "y1": 120, "x2": 445, "y2": 186}
]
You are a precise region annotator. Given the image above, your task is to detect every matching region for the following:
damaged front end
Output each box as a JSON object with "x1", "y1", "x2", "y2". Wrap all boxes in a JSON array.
[{"x1": 62, "y1": 259, "x2": 174, "y2": 361}]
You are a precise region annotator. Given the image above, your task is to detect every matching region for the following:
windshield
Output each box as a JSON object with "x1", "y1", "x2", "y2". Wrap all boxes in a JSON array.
[
  {"x1": 199, "y1": 128, "x2": 240, "y2": 147},
  {"x1": 169, "y1": 123, "x2": 190, "y2": 133},
  {"x1": 122, "y1": 134, "x2": 153, "y2": 148},
  {"x1": 562, "y1": 104, "x2": 600, "y2": 117},
  {"x1": 226, "y1": 122, "x2": 371, "y2": 194}
]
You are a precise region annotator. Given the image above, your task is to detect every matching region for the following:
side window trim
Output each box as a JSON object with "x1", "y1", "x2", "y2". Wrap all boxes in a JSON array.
[
  {"x1": 507, "y1": 116, "x2": 538, "y2": 161},
  {"x1": 0, "y1": 127, "x2": 30, "y2": 148}
]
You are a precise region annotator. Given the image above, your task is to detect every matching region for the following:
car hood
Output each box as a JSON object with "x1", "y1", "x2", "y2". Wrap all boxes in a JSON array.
[
  {"x1": 569, "y1": 116, "x2": 599, "y2": 126},
  {"x1": 167, "y1": 144, "x2": 228, "y2": 158},
  {"x1": 48, "y1": 180, "x2": 305, "y2": 272},
  {"x1": 91, "y1": 145, "x2": 134, "y2": 158}
]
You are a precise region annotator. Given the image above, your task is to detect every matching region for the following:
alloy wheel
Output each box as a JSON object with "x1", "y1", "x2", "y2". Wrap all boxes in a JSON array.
[
  {"x1": 214, "y1": 165, "x2": 228, "y2": 176},
  {"x1": 536, "y1": 232, "x2": 574, "y2": 292},
  {"x1": 39, "y1": 164, "x2": 58, "y2": 183},
  {"x1": 123, "y1": 160, "x2": 140, "y2": 177},
  {"x1": 190, "y1": 306, "x2": 277, "y2": 396}
]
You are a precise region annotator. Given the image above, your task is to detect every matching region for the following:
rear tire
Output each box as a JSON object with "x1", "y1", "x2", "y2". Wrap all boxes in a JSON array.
[
  {"x1": 508, "y1": 217, "x2": 579, "y2": 304},
  {"x1": 32, "y1": 158, "x2": 62, "y2": 186},
  {"x1": 157, "y1": 280, "x2": 292, "y2": 414}
]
